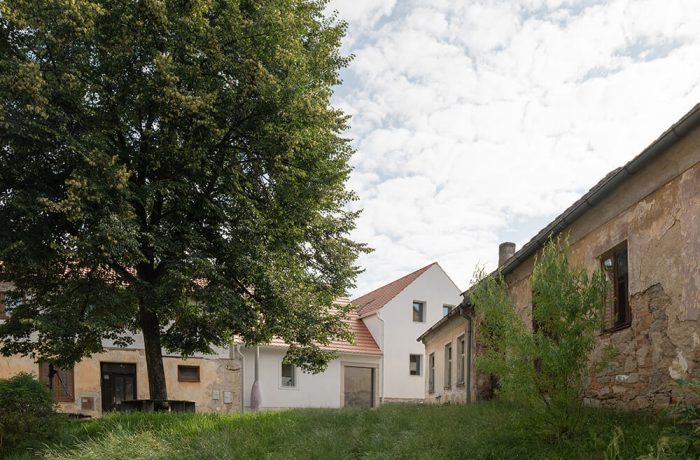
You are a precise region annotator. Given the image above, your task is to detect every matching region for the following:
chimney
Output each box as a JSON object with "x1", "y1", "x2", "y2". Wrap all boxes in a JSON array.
[{"x1": 498, "y1": 242, "x2": 516, "y2": 267}]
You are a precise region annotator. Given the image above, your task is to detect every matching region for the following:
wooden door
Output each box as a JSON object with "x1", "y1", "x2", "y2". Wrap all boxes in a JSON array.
[
  {"x1": 101, "y1": 363, "x2": 136, "y2": 412},
  {"x1": 343, "y1": 366, "x2": 374, "y2": 408}
]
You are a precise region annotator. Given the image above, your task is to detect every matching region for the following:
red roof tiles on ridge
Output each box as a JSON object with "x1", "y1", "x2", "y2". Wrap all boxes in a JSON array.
[{"x1": 352, "y1": 262, "x2": 437, "y2": 317}]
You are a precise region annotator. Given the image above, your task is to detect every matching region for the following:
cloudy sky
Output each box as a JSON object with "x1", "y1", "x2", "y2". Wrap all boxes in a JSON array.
[{"x1": 326, "y1": 0, "x2": 700, "y2": 297}]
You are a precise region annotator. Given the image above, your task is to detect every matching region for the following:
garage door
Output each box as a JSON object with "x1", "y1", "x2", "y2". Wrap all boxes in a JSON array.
[{"x1": 344, "y1": 366, "x2": 374, "y2": 408}]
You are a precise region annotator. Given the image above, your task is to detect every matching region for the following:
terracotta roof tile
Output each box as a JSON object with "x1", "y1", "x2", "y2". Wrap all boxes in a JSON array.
[
  {"x1": 258, "y1": 313, "x2": 381, "y2": 355},
  {"x1": 353, "y1": 263, "x2": 436, "y2": 317},
  {"x1": 235, "y1": 298, "x2": 382, "y2": 356}
]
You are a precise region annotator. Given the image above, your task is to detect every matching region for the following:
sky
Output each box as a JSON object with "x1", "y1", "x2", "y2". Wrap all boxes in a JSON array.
[{"x1": 325, "y1": 0, "x2": 700, "y2": 297}]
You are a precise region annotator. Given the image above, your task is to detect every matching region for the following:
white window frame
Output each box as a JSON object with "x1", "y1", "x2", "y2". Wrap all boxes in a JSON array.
[{"x1": 280, "y1": 361, "x2": 297, "y2": 389}]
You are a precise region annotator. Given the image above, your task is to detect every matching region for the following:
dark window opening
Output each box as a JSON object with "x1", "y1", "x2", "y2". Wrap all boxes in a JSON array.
[
  {"x1": 444, "y1": 343, "x2": 452, "y2": 389},
  {"x1": 412, "y1": 301, "x2": 425, "y2": 322},
  {"x1": 601, "y1": 242, "x2": 630, "y2": 331},
  {"x1": 178, "y1": 365, "x2": 200, "y2": 382},
  {"x1": 428, "y1": 353, "x2": 435, "y2": 394},
  {"x1": 409, "y1": 354, "x2": 422, "y2": 376}
]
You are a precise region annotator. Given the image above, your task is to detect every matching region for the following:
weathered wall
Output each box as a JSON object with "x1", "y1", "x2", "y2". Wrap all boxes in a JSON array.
[
  {"x1": 0, "y1": 349, "x2": 241, "y2": 416},
  {"x1": 499, "y1": 132, "x2": 700, "y2": 409},
  {"x1": 423, "y1": 314, "x2": 475, "y2": 404}
]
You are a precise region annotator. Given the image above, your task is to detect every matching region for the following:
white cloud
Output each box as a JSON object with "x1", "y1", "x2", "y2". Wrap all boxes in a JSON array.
[{"x1": 331, "y1": 0, "x2": 700, "y2": 296}]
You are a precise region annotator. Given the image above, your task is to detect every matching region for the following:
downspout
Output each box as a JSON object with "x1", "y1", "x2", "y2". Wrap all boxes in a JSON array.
[
  {"x1": 232, "y1": 344, "x2": 246, "y2": 412},
  {"x1": 376, "y1": 312, "x2": 385, "y2": 404},
  {"x1": 250, "y1": 346, "x2": 262, "y2": 411}
]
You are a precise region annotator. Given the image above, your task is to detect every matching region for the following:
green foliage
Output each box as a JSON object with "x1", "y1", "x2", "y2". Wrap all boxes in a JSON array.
[
  {"x1": 0, "y1": 0, "x2": 368, "y2": 391},
  {"x1": 4, "y1": 402, "x2": 675, "y2": 459},
  {"x1": 0, "y1": 372, "x2": 62, "y2": 453},
  {"x1": 471, "y1": 236, "x2": 607, "y2": 437},
  {"x1": 641, "y1": 378, "x2": 700, "y2": 459}
]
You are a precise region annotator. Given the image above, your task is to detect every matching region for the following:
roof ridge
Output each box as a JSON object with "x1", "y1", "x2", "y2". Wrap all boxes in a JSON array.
[{"x1": 353, "y1": 262, "x2": 437, "y2": 317}]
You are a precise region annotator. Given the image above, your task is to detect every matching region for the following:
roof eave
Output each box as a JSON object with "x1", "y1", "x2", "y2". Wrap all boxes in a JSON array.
[{"x1": 460, "y1": 102, "x2": 700, "y2": 297}]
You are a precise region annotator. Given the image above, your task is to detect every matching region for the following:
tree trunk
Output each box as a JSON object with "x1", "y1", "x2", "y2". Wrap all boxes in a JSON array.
[{"x1": 139, "y1": 302, "x2": 168, "y2": 402}]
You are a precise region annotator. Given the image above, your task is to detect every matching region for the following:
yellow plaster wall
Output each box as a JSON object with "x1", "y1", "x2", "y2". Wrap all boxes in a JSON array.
[{"x1": 0, "y1": 348, "x2": 241, "y2": 416}]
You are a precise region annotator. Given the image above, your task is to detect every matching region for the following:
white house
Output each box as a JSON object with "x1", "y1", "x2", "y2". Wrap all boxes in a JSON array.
[
  {"x1": 238, "y1": 305, "x2": 382, "y2": 410},
  {"x1": 353, "y1": 262, "x2": 462, "y2": 403}
]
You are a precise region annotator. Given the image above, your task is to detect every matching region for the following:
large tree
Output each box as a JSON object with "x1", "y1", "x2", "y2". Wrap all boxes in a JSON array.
[{"x1": 0, "y1": 0, "x2": 367, "y2": 401}]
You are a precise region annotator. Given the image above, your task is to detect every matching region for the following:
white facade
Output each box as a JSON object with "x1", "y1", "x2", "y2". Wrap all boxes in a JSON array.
[
  {"x1": 239, "y1": 347, "x2": 382, "y2": 410},
  {"x1": 360, "y1": 264, "x2": 462, "y2": 402}
]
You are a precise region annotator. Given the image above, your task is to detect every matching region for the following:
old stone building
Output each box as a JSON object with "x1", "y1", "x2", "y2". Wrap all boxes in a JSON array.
[{"x1": 421, "y1": 103, "x2": 700, "y2": 409}]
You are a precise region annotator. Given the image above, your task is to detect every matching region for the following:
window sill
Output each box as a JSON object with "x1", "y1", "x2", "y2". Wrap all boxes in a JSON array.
[
  {"x1": 444, "y1": 386, "x2": 452, "y2": 390},
  {"x1": 600, "y1": 322, "x2": 631, "y2": 335},
  {"x1": 456, "y1": 381, "x2": 465, "y2": 388}
]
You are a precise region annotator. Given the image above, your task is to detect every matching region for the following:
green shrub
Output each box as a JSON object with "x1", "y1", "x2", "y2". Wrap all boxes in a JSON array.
[
  {"x1": 0, "y1": 372, "x2": 61, "y2": 452},
  {"x1": 471, "y1": 236, "x2": 607, "y2": 437}
]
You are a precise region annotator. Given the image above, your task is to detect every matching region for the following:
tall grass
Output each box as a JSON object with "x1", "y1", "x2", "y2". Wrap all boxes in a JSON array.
[{"x1": 8, "y1": 402, "x2": 676, "y2": 459}]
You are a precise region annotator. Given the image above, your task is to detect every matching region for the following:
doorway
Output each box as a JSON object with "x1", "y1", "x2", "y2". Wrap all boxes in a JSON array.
[
  {"x1": 101, "y1": 362, "x2": 137, "y2": 412},
  {"x1": 343, "y1": 366, "x2": 375, "y2": 408}
]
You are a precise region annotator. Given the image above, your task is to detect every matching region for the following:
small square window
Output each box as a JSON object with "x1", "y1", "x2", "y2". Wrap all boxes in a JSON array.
[
  {"x1": 409, "y1": 354, "x2": 422, "y2": 376},
  {"x1": 178, "y1": 365, "x2": 200, "y2": 382},
  {"x1": 442, "y1": 305, "x2": 453, "y2": 317},
  {"x1": 281, "y1": 362, "x2": 296, "y2": 388},
  {"x1": 412, "y1": 301, "x2": 425, "y2": 322}
]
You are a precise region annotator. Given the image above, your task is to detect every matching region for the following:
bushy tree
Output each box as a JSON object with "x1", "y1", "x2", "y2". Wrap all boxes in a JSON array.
[
  {"x1": 0, "y1": 373, "x2": 61, "y2": 452},
  {"x1": 0, "y1": 0, "x2": 367, "y2": 400},
  {"x1": 471, "y1": 236, "x2": 606, "y2": 436}
]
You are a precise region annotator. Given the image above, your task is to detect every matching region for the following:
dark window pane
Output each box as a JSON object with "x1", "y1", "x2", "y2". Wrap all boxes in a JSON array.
[
  {"x1": 412, "y1": 301, "x2": 424, "y2": 322},
  {"x1": 600, "y1": 243, "x2": 630, "y2": 330},
  {"x1": 409, "y1": 354, "x2": 421, "y2": 375},
  {"x1": 281, "y1": 363, "x2": 295, "y2": 387}
]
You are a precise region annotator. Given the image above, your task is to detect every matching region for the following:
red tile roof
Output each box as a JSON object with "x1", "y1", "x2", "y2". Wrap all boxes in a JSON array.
[
  {"x1": 258, "y1": 312, "x2": 381, "y2": 356},
  {"x1": 237, "y1": 299, "x2": 382, "y2": 356},
  {"x1": 353, "y1": 263, "x2": 437, "y2": 317}
]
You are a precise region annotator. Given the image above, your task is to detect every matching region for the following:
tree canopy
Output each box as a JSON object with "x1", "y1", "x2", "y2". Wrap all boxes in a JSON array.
[{"x1": 0, "y1": 0, "x2": 367, "y2": 399}]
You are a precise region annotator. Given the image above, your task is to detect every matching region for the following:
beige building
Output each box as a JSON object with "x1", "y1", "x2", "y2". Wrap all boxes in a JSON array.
[
  {"x1": 0, "y1": 291, "x2": 242, "y2": 416},
  {"x1": 421, "y1": 103, "x2": 700, "y2": 409},
  {"x1": 418, "y1": 309, "x2": 475, "y2": 404},
  {"x1": 0, "y1": 340, "x2": 242, "y2": 416}
]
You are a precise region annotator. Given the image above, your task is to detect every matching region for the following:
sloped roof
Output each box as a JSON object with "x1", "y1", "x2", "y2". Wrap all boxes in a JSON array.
[
  {"x1": 257, "y1": 312, "x2": 382, "y2": 356},
  {"x1": 461, "y1": 102, "x2": 700, "y2": 296},
  {"x1": 353, "y1": 262, "x2": 437, "y2": 317},
  {"x1": 420, "y1": 102, "x2": 700, "y2": 343}
]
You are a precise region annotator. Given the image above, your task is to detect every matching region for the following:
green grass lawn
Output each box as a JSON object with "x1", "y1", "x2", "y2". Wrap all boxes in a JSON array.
[{"x1": 7, "y1": 402, "x2": 678, "y2": 459}]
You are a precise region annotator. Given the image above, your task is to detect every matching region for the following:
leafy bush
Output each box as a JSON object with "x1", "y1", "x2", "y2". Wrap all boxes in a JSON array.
[
  {"x1": 0, "y1": 372, "x2": 61, "y2": 452},
  {"x1": 471, "y1": 236, "x2": 607, "y2": 437}
]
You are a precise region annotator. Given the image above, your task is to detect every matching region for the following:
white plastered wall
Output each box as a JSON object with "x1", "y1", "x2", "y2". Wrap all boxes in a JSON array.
[
  {"x1": 240, "y1": 347, "x2": 382, "y2": 410},
  {"x1": 370, "y1": 264, "x2": 462, "y2": 401}
]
